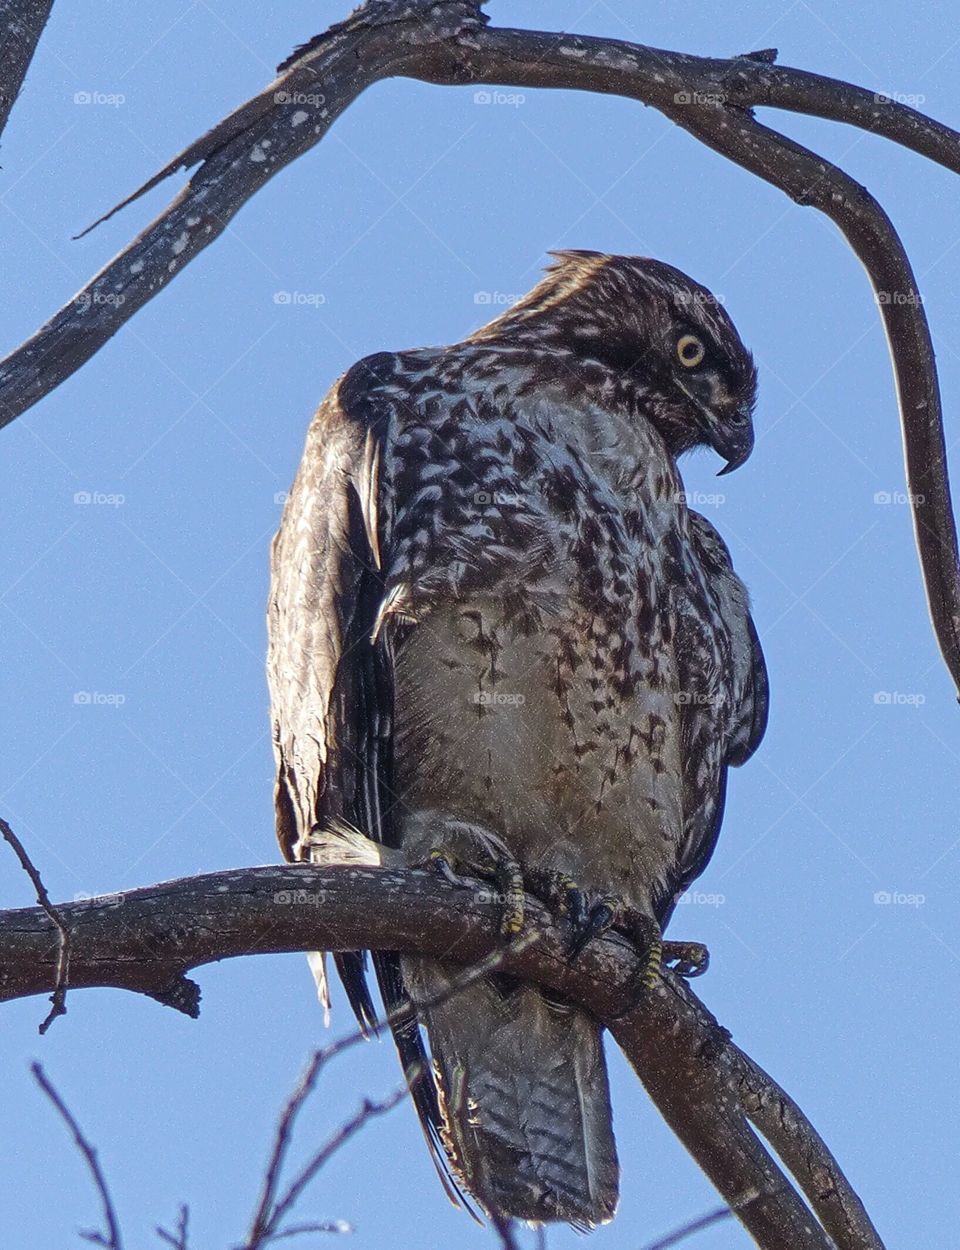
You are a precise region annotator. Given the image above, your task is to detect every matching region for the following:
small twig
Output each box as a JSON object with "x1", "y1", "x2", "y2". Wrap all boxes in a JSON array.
[
  {"x1": 31, "y1": 1062, "x2": 123, "y2": 1250},
  {"x1": 244, "y1": 932, "x2": 538, "y2": 1249},
  {"x1": 638, "y1": 1203, "x2": 736, "y2": 1250},
  {"x1": 268, "y1": 1086, "x2": 408, "y2": 1239},
  {"x1": 156, "y1": 1205, "x2": 189, "y2": 1249},
  {"x1": 1, "y1": 816, "x2": 70, "y2": 1032}
]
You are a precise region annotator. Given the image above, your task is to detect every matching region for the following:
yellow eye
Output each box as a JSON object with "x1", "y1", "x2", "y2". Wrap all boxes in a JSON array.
[{"x1": 676, "y1": 334, "x2": 706, "y2": 368}]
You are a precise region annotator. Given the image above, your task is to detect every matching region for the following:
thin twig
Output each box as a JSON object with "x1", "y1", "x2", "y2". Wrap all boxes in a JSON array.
[
  {"x1": 31, "y1": 1062, "x2": 123, "y2": 1250},
  {"x1": 156, "y1": 1205, "x2": 189, "y2": 1250},
  {"x1": 261, "y1": 1085, "x2": 409, "y2": 1245},
  {"x1": 1, "y1": 815, "x2": 70, "y2": 1031},
  {"x1": 638, "y1": 1204, "x2": 736, "y2": 1250}
]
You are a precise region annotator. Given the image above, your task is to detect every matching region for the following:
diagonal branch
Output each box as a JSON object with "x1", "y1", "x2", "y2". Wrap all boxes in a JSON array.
[
  {"x1": 32, "y1": 1061, "x2": 124, "y2": 1250},
  {"x1": 0, "y1": 857, "x2": 885, "y2": 1250},
  {"x1": 0, "y1": 0, "x2": 54, "y2": 143},
  {"x1": 0, "y1": 0, "x2": 957, "y2": 692}
]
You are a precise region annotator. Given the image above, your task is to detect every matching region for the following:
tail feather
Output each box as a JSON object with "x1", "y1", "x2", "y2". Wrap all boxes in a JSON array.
[{"x1": 401, "y1": 954, "x2": 619, "y2": 1227}]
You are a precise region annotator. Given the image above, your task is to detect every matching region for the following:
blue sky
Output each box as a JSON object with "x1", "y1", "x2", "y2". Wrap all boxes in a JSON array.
[{"x1": 1, "y1": 3, "x2": 959, "y2": 1247}]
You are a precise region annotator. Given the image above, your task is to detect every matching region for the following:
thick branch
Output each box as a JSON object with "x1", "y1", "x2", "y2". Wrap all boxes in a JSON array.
[
  {"x1": 0, "y1": 861, "x2": 884, "y2": 1250},
  {"x1": 0, "y1": 0, "x2": 53, "y2": 142},
  {"x1": 0, "y1": 0, "x2": 956, "y2": 693}
]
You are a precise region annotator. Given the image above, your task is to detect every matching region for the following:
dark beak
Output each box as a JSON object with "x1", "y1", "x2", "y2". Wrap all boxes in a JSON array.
[{"x1": 712, "y1": 412, "x2": 755, "y2": 476}]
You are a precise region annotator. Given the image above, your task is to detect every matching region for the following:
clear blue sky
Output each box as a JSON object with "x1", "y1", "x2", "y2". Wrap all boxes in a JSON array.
[{"x1": 2, "y1": 3, "x2": 958, "y2": 1247}]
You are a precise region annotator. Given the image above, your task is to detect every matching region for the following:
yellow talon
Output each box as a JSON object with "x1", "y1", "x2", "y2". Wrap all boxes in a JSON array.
[
  {"x1": 497, "y1": 860, "x2": 525, "y2": 939},
  {"x1": 640, "y1": 935, "x2": 663, "y2": 991}
]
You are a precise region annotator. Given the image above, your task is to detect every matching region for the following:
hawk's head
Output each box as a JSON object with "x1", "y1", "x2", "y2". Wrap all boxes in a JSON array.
[{"x1": 472, "y1": 250, "x2": 758, "y2": 473}]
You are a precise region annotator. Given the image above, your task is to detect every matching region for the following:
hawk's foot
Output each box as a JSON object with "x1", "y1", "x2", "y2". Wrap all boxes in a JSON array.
[
  {"x1": 662, "y1": 939, "x2": 710, "y2": 978},
  {"x1": 423, "y1": 846, "x2": 525, "y2": 940},
  {"x1": 523, "y1": 871, "x2": 630, "y2": 962}
]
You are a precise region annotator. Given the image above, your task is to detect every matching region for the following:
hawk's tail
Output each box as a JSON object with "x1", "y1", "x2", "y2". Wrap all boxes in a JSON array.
[{"x1": 401, "y1": 953, "x2": 619, "y2": 1227}]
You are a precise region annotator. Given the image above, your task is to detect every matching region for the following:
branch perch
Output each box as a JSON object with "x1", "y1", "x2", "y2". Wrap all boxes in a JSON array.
[{"x1": 0, "y1": 859, "x2": 884, "y2": 1250}]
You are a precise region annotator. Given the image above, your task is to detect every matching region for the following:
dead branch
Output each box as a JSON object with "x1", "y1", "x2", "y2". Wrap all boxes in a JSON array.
[
  {"x1": 0, "y1": 0, "x2": 54, "y2": 142},
  {"x1": 0, "y1": 0, "x2": 957, "y2": 693},
  {"x1": 32, "y1": 1061, "x2": 124, "y2": 1250},
  {"x1": 1, "y1": 858, "x2": 883, "y2": 1250},
  {"x1": 156, "y1": 1206, "x2": 190, "y2": 1250},
  {"x1": 730, "y1": 1044, "x2": 880, "y2": 1250}
]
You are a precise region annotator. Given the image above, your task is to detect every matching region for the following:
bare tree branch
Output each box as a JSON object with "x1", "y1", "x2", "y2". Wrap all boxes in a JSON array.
[
  {"x1": 1, "y1": 858, "x2": 884, "y2": 1250},
  {"x1": 1, "y1": 814, "x2": 70, "y2": 1031},
  {"x1": 731, "y1": 1044, "x2": 881, "y2": 1250},
  {"x1": 0, "y1": 0, "x2": 54, "y2": 143},
  {"x1": 245, "y1": 1083, "x2": 408, "y2": 1250},
  {"x1": 156, "y1": 1206, "x2": 189, "y2": 1250},
  {"x1": 32, "y1": 1061, "x2": 124, "y2": 1250},
  {"x1": 0, "y1": 1, "x2": 956, "y2": 693}
]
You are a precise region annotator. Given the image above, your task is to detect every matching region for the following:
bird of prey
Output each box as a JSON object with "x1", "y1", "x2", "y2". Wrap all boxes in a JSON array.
[{"x1": 267, "y1": 250, "x2": 768, "y2": 1228}]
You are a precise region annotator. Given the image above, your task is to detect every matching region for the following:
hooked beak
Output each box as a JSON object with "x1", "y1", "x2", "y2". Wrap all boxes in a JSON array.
[{"x1": 712, "y1": 409, "x2": 755, "y2": 476}]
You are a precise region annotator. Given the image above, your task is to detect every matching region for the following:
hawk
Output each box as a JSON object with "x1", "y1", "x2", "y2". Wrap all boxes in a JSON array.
[{"x1": 267, "y1": 251, "x2": 767, "y2": 1227}]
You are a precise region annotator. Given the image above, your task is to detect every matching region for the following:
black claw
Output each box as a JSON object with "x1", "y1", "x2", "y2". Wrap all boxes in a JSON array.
[
  {"x1": 566, "y1": 898, "x2": 616, "y2": 961},
  {"x1": 428, "y1": 851, "x2": 473, "y2": 890},
  {"x1": 565, "y1": 886, "x2": 588, "y2": 929}
]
